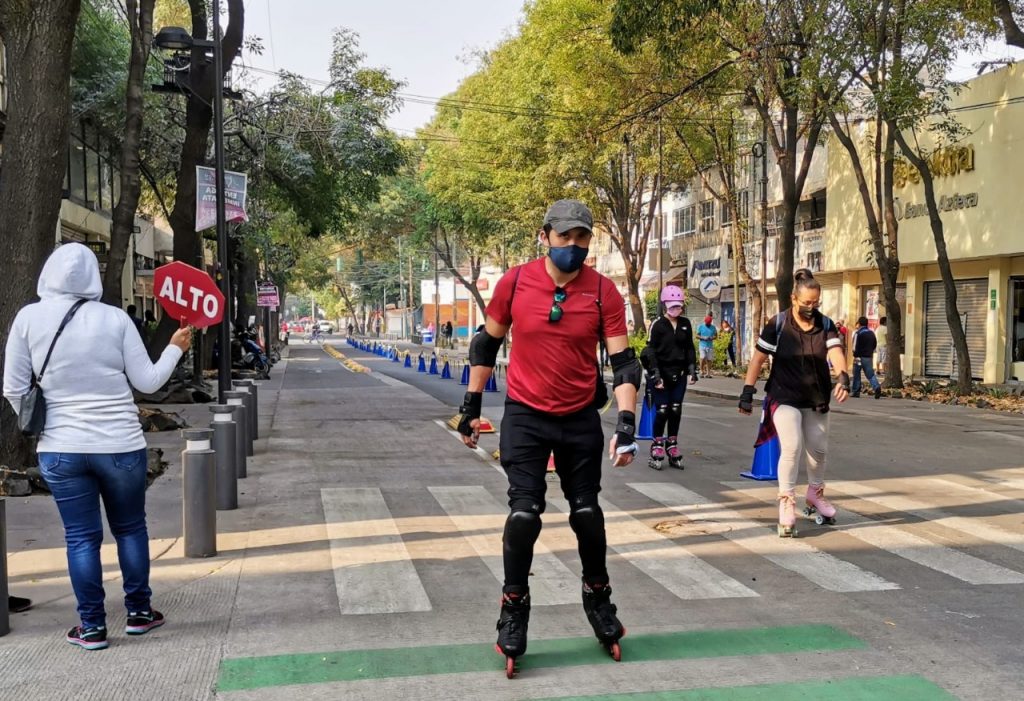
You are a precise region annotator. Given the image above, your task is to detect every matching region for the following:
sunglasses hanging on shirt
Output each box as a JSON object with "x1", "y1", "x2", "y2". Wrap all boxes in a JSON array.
[{"x1": 549, "y1": 287, "x2": 567, "y2": 323}]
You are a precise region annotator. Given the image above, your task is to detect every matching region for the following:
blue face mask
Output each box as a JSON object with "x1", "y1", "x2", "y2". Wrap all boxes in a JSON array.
[{"x1": 548, "y1": 244, "x2": 588, "y2": 273}]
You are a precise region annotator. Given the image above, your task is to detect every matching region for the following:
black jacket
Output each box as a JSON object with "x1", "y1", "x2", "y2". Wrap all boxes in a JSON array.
[
  {"x1": 852, "y1": 327, "x2": 877, "y2": 358},
  {"x1": 642, "y1": 316, "x2": 697, "y2": 378}
]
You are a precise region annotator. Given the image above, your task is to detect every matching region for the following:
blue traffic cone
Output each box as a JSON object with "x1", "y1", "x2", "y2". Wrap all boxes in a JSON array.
[
  {"x1": 740, "y1": 404, "x2": 780, "y2": 481},
  {"x1": 404, "y1": 352, "x2": 413, "y2": 368},
  {"x1": 428, "y1": 354, "x2": 439, "y2": 375},
  {"x1": 459, "y1": 364, "x2": 470, "y2": 385},
  {"x1": 417, "y1": 353, "x2": 426, "y2": 373},
  {"x1": 484, "y1": 374, "x2": 498, "y2": 392},
  {"x1": 636, "y1": 395, "x2": 655, "y2": 440},
  {"x1": 391, "y1": 348, "x2": 399, "y2": 362},
  {"x1": 440, "y1": 360, "x2": 452, "y2": 379}
]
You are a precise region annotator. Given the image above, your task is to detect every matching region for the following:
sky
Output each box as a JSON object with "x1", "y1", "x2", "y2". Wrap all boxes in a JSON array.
[
  {"x1": 236, "y1": 0, "x2": 526, "y2": 134},
  {"x1": 235, "y1": 2, "x2": 1024, "y2": 135}
]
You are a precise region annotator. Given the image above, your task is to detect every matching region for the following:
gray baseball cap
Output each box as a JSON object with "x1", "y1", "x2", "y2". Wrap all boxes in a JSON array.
[{"x1": 543, "y1": 199, "x2": 593, "y2": 234}]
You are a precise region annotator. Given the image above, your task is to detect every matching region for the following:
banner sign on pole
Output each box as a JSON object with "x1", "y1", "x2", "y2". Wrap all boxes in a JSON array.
[
  {"x1": 196, "y1": 166, "x2": 249, "y2": 232},
  {"x1": 154, "y1": 261, "x2": 225, "y2": 328},
  {"x1": 256, "y1": 281, "x2": 280, "y2": 308}
]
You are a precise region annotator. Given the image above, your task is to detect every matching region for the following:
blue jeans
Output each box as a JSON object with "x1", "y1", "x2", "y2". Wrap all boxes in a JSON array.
[
  {"x1": 38, "y1": 449, "x2": 152, "y2": 628},
  {"x1": 852, "y1": 357, "x2": 881, "y2": 394}
]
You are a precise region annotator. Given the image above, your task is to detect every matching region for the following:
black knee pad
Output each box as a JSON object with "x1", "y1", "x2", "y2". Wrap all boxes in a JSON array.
[
  {"x1": 655, "y1": 404, "x2": 670, "y2": 417},
  {"x1": 669, "y1": 403, "x2": 682, "y2": 418},
  {"x1": 504, "y1": 509, "x2": 542, "y2": 548},
  {"x1": 569, "y1": 503, "x2": 605, "y2": 541}
]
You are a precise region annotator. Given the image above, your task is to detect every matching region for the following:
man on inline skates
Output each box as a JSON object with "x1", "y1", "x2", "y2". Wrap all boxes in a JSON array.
[{"x1": 456, "y1": 199, "x2": 641, "y2": 677}]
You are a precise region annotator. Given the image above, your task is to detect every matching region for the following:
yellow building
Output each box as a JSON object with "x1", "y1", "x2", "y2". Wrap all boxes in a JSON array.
[{"x1": 827, "y1": 63, "x2": 1024, "y2": 385}]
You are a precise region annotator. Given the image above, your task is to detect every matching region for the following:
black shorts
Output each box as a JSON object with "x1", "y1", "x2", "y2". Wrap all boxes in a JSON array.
[{"x1": 499, "y1": 400, "x2": 604, "y2": 513}]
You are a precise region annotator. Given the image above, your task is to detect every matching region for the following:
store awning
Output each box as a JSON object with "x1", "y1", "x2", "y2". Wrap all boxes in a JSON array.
[{"x1": 640, "y1": 266, "x2": 686, "y2": 288}]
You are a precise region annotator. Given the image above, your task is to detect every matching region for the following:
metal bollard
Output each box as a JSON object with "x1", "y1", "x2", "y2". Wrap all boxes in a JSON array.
[
  {"x1": 224, "y1": 391, "x2": 249, "y2": 478},
  {"x1": 1, "y1": 498, "x2": 9, "y2": 636},
  {"x1": 181, "y1": 429, "x2": 217, "y2": 558},
  {"x1": 232, "y1": 379, "x2": 259, "y2": 441},
  {"x1": 231, "y1": 381, "x2": 256, "y2": 457},
  {"x1": 209, "y1": 405, "x2": 238, "y2": 510}
]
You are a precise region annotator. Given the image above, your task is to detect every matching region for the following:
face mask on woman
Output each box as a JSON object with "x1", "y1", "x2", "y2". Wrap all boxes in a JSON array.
[{"x1": 666, "y1": 306, "x2": 683, "y2": 319}]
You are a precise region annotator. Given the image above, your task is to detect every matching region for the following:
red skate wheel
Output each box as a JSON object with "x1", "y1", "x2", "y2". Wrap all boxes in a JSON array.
[
  {"x1": 505, "y1": 655, "x2": 516, "y2": 679},
  {"x1": 610, "y1": 642, "x2": 622, "y2": 661}
]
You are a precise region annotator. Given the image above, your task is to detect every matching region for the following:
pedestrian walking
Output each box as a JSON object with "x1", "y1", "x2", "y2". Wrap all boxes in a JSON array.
[
  {"x1": 851, "y1": 316, "x2": 882, "y2": 399},
  {"x1": 836, "y1": 319, "x2": 849, "y2": 351},
  {"x1": 696, "y1": 314, "x2": 717, "y2": 378},
  {"x1": 640, "y1": 286, "x2": 698, "y2": 470},
  {"x1": 456, "y1": 199, "x2": 640, "y2": 676},
  {"x1": 738, "y1": 268, "x2": 850, "y2": 537},
  {"x1": 142, "y1": 309, "x2": 157, "y2": 345},
  {"x1": 2, "y1": 243, "x2": 191, "y2": 650},
  {"x1": 125, "y1": 304, "x2": 143, "y2": 335},
  {"x1": 875, "y1": 316, "x2": 888, "y2": 375},
  {"x1": 720, "y1": 319, "x2": 737, "y2": 375}
]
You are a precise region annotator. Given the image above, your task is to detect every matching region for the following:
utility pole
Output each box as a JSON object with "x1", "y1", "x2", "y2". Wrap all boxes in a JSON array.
[
  {"x1": 657, "y1": 113, "x2": 664, "y2": 296},
  {"x1": 212, "y1": 0, "x2": 231, "y2": 403},
  {"x1": 760, "y1": 120, "x2": 769, "y2": 325},
  {"x1": 433, "y1": 230, "x2": 440, "y2": 341},
  {"x1": 452, "y1": 245, "x2": 458, "y2": 343},
  {"x1": 398, "y1": 237, "x2": 405, "y2": 338}
]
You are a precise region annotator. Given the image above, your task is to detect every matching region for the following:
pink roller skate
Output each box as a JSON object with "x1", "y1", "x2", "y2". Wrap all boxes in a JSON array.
[
  {"x1": 804, "y1": 483, "x2": 837, "y2": 526},
  {"x1": 777, "y1": 490, "x2": 797, "y2": 537},
  {"x1": 648, "y1": 438, "x2": 666, "y2": 470},
  {"x1": 666, "y1": 437, "x2": 683, "y2": 470}
]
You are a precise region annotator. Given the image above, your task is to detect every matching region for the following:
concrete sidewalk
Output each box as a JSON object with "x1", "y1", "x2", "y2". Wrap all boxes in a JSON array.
[{"x1": 0, "y1": 344, "x2": 489, "y2": 700}]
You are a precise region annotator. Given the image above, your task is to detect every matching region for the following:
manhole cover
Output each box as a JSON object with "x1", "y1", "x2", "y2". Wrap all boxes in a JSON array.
[{"x1": 654, "y1": 519, "x2": 733, "y2": 537}]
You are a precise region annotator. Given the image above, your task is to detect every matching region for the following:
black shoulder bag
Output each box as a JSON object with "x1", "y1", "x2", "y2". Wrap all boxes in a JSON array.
[{"x1": 19, "y1": 299, "x2": 88, "y2": 437}]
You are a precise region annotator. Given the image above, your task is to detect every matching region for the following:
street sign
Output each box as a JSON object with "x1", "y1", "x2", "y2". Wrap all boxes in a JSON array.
[
  {"x1": 699, "y1": 276, "x2": 722, "y2": 300},
  {"x1": 195, "y1": 166, "x2": 249, "y2": 232},
  {"x1": 154, "y1": 261, "x2": 225, "y2": 328},
  {"x1": 256, "y1": 281, "x2": 280, "y2": 308}
]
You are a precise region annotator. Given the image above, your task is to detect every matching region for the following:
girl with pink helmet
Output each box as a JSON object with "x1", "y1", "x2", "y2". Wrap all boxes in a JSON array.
[{"x1": 638, "y1": 285, "x2": 699, "y2": 469}]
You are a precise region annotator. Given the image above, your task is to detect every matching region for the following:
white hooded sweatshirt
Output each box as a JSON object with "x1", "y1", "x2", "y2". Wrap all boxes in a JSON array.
[{"x1": 3, "y1": 243, "x2": 183, "y2": 454}]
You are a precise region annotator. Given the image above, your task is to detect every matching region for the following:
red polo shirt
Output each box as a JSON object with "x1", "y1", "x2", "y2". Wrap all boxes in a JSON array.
[{"x1": 486, "y1": 258, "x2": 627, "y2": 415}]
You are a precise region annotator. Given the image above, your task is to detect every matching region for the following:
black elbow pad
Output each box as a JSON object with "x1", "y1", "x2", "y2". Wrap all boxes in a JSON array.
[
  {"x1": 468, "y1": 330, "x2": 503, "y2": 367},
  {"x1": 610, "y1": 348, "x2": 642, "y2": 390}
]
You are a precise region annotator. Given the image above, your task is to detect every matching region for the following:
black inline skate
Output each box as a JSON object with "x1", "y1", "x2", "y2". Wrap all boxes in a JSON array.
[
  {"x1": 648, "y1": 437, "x2": 665, "y2": 470},
  {"x1": 582, "y1": 580, "x2": 625, "y2": 661},
  {"x1": 495, "y1": 586, "x2": 530, "y2": 678},
  {"x1": 666, "y1": 437, "x2": 683, "y2": 470}
]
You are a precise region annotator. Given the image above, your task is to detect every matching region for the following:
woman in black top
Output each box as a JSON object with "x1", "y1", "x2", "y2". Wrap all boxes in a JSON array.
[
  {"x1": 737, "y1": 269, "x2": 850, "y2": 536},
  {"x1": 640, "y1": 286, "x2": 698, "y2": 469}
]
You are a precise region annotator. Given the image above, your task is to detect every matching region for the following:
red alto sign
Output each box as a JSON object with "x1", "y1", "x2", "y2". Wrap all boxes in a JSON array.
[{"x1": 153, "y1": 261, "x2": 225, "y2": 328}]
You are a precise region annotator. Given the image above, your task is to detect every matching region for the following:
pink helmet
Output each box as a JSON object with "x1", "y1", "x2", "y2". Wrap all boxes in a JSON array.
[{"x1": 660, "y1": 285, "x2": 685, "y2": 305}]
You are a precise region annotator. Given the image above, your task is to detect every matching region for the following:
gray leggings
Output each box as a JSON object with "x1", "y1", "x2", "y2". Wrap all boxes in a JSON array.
[{"x1": 773, "y1": 405, "x2": 830, "y2": 493}]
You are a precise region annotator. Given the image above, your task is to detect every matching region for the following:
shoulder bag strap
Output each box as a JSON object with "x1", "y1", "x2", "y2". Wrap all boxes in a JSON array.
[{"x1": 36, "y1": 299, "x2": 88, "y2": 383}]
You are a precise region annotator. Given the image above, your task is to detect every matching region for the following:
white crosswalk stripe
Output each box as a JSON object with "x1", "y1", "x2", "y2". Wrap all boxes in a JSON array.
[
  {"x1": 321, "y1": 487, "x2": 432, "y2": 615},
  {"x1": 830, "y1": 480, "x2": 1024, "y2": 556},
  {"x1": 429, "y1": 486, "x2": 580, "y2": 604},
  {"x1": 629, "y1": 482, "x2": 899, "y2": 593},
  {"x1": 724, "y1": 482, "x2": 1024, "y2": 586},
  {"x1": 547, "y1": 495, "x2": 759, "y2": 600}
]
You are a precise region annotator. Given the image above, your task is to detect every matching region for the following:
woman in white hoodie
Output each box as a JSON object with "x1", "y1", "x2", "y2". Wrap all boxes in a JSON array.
[{"x1": 3, "y1": 243, "x2": 190, "y2": 650}]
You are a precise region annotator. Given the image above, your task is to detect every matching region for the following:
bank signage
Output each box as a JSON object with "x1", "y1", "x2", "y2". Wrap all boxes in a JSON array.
[
  {"x1": 895, "y1": 192, "x2": 979, "y2": 220},
  {"x1": 688, "y1": 245, "x2": 731, "y2": 286}
]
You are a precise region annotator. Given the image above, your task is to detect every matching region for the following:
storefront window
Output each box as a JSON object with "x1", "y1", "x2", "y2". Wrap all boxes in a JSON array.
[
  {"x1": 100, "y1": 159, "x2": 113, "y2": 212},
  {"x1": 1012, "y1": 279, "x2": 1024, "y2": 365},
  {"x1": 69, "y1": 130, "x2": 87, "y2": 203}
]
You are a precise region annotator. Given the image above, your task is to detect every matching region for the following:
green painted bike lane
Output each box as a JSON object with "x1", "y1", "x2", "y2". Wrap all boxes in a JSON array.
[{"x1": 217, "y1": 622, "x2": 951, "y2": 699}]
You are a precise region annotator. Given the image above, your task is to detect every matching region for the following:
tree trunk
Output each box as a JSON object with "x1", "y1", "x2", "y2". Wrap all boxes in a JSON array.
[
  {"x1": 893, "y1": 130, "x2": 972, "y2": 389},
  {"x1": 102, "y1": 0, "x2": 155, "y2": 305},
  {"x1": 0, "y1": 0, "x2": 83, "y2": 467},
  {"x1": 993, "y1": 0, "x2": 1024, "y2": 49},
  {"x1": 149, "y1": 0, "x2": 245, "y2": 355},
  {"x1": 827, "y1": 109, "x2": 905, "y2": 388}
]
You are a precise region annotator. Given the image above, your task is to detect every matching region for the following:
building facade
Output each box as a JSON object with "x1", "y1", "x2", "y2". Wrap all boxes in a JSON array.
[{"x1": 828, "y1": 63, "x2": 1024, "y2": 384}]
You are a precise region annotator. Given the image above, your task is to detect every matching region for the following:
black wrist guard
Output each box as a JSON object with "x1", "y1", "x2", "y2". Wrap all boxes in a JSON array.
[
  {"x1": 610, "y1": 348, "x2": 642, "y2": 390},
  {"x1": 837, "y1": 371, "x2": 850, "y2": 390},
  {"x1": 468, "y1": 330, "x2": 503, "y2": 368},
  {"x1": 614, "y1": 410, "x2": 638, "y2": 454},
  {"x1": 738, "y1": 384, "x2": 756, "y2": 412},
  {"x1": 456, "y1": 392, "x2": 483, "y2": 437},
  {"x1": 647, "y1": 368, "x2": 662, "y2": 386}
]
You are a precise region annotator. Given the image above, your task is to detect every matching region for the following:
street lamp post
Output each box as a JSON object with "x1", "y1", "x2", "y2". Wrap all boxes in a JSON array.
[{"x1": 153, "y1": 6, "x2": 234, "y2": 402}]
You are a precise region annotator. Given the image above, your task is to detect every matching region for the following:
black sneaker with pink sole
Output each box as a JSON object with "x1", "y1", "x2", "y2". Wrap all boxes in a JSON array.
[
  {"x1": 125, "y1": 610, "x2": 165, "y2": 635},
  {"x1": 67, "y1": 625, "x2": 108, "y2": 650}
]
